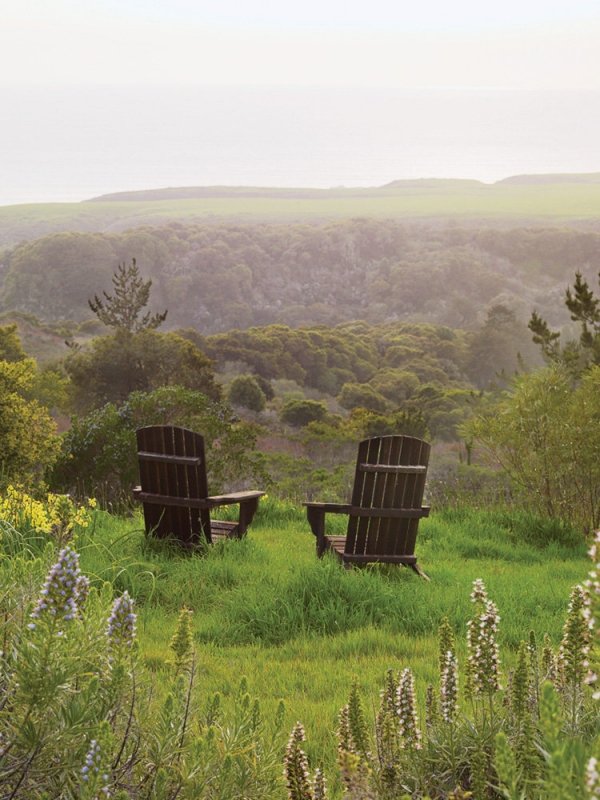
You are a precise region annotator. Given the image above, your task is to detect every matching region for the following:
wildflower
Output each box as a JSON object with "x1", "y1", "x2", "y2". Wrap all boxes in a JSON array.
[
  {"x1": 559, "y1": 584, "x2": 591, "y2": 687},
  {"x1": 586, "y1": 756, "x2": 600, "y2": 797},
  {"x1": 396, "y1": 667, "x2": 422, "y2": 750},
  {"x1": 81, "y1": 738, "x2": 111, "y2": 797},
  {"x1": 441, "y1": 650, "x2": 459, "y2": 723},
  {"x1": 284, "y1": 722, "x2": 313, "y2": 800},
  {"x1": 30, "y1": 546, "x2": 85, "y2": 627},
  {"x1": 338, "y1": 749, "x2": 375, "y2": 800},
  {"x1": 169, "y1": 607, "x2": 194, "y2": 671},
  {"x1": 470, "y1": 578, "x2": 488, "y2": 604},
  {"x1": 313, "y1": 767, "x2": 328, "y2": 800},
  {"x1": 466, "y1": 596, "x2": 501, "y2": 696},
  {"x1": 439, "y1": 616, "x2": 456, "y2": 674},
  {"x1": 106, "y1": 591, "x2": 136, "y2": 655},
  {"x1": 337, "y1": 705, "x2": 354, "y2": 755},
  {"x1": 347, "y1": 681, "x2": 370, "y2": 759}
]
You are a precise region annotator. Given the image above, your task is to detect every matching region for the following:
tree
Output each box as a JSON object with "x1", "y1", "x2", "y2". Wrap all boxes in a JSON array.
[
  {"x1": 228, "y1": 375, "x2": 266, "y2": 412},
  {"x1": 337, "y1": 383, "x2": 388, "y2": 414},
  {"x1": 529, "y1": 271, "x2": 600, "y2": 372},
  {"x1": 65, "y1": 330, "x2": 220, "y2": 412},
  {"x1": 0, "y1": 357, "x2": 59, "y2": 486},
  {"x1": 88, "y1": 258, "x2": 167, "y2": 334},
  {"x1": 280, "y1": 399, "x2": 327, "y2": 427},
  {"x1": 465, "y1": 364, "x2": 600, "y2": 534}
]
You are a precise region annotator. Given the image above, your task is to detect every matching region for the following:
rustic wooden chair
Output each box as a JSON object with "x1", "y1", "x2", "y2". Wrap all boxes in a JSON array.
[
  {"x1": 132, "y1": 425, "x2": 264, "y2": 546},
  {"x1": 305, "y1": 435, "x2": 431, "y2": 578}
]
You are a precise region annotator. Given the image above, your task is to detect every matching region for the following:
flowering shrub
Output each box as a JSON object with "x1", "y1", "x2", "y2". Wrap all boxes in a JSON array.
[
  {"x1": 0, "y1": 540, "x2": 285, "y2": 799},
  {"x1": 0, "y1": 485, "x2": 95, "y2": 547},
  {"x1": 287, "y1": 568, "x2": 599, "y2": 800}
]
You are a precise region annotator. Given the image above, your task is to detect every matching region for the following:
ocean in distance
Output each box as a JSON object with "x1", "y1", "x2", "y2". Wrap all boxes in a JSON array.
[{"x1": 2, "y1": 85, "x2": 600, "y2": 206}]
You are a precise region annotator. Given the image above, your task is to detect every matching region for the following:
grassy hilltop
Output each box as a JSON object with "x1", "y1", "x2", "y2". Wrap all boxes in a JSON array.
[{"x1": 2, "y1": 174, "x2": 600, "y2": 248}]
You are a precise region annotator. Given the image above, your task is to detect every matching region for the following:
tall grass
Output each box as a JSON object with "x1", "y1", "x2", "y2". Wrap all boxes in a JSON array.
[{"x1": 69, "y1": 498, "x2": 592, "y2": 777}]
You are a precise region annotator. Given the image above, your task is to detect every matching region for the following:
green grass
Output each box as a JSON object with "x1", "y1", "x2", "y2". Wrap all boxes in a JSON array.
[
  {"x1": 75, "y1": 499, "x2": 590, "y2": 767},
  {"x1": 3, "y1": 181, "x2": 600, "y2": 247}
]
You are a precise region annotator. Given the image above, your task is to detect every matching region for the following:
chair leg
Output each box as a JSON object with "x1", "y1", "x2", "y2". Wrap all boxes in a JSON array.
[{"x1": 410, "y1": 562, "x2": 430, "y2": 581}]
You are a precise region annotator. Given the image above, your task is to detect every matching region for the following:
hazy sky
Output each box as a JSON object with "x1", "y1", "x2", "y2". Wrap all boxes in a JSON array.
[{"x1": 3, "y1": 0, "x2": 600, "y2": 89}]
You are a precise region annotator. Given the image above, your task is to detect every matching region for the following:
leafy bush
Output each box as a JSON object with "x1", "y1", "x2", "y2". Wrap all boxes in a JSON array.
[
  {"x1": 466, "y1": 365, "x2": 600, "y2": 535},
  {"x1": 228, "y1": 374, "x2": 267, "y2": 411},
  {"x1": 52, "y1": 385, "x2": 269, "y2": 503},
  {"x1": 280, "y1": 399, "x2": 328, "y2": 427},
  {"x1": 285, "y1": 559, "x2": 600, "y2": 799},
  {"x1": 0, "y1": 536, "x2": 285, "y2": 799}
]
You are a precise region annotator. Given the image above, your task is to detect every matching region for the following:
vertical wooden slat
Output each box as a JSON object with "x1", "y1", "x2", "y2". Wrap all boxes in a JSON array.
[
  {"x1": 366, "y1": 436, "x2": 394, "y2": 554},
  {"x1": 372, "y1": 435, "x2": 401, "y2": 555},
  {"x1": 346, "y1": 438, "x2": 370, "y2": 553},
  {"x1": 351, "y1": 437, "x2": 382, "y2": 555}
]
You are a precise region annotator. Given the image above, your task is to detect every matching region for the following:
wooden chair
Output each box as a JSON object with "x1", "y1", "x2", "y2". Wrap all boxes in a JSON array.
[
  {"x1": 133, "y1": 425, "x2": 264, "y2": 546},
  {"x1": 305, "y1": 435, "x2": 431, "y2": 578}
]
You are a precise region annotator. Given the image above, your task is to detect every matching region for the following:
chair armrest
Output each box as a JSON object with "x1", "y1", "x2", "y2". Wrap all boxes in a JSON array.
[
  {"x1": 205, "y1": 490, "x2": 265, "y2": 508},
  {"x1": 303, "y1": 502, "x2": 352, "y2": 514},
  {"x1": 132, "y1": 485, "x2": 142, "y2": 500}
]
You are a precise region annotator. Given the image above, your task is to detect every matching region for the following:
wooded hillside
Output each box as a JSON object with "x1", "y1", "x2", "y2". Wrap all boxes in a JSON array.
[{"x1": 1, "y1": 219, "x2": 598, "y2": 333}]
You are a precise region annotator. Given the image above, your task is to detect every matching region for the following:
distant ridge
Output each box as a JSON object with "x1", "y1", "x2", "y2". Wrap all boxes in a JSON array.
[
  {"x1": 86, "y1": 173, "x2": 600, "y2": 202},
  {"x1": 497, "y1": 172, "x2": 600, "y2": 185}
]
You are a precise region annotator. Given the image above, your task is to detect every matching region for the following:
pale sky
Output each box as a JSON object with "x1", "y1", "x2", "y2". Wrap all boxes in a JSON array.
[{"x1": 2, "y1": 0, "x2": 600, "y2": 89}]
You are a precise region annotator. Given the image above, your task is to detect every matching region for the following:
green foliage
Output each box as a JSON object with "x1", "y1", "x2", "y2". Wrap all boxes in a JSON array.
[
  {"x1": 529, "y1": 270, "x2": 600, "y2": 373},
  {"x1": 466, "y1": 364, "x2": 600, "y2": 533},
  {"x1": 52, "y1": 385, "x2": 268, "y2": 501},
  {"x1": 88, "y1": 257, "x2": 167, "y2": 334},
  {"x1": 0, "y1": 357, "x2": 60, "y2": 486},
  {"x1": 338, "y1": 382, "x2": 389, "y2": 413},
  {"x1": 65, "y1": 328, "x2": 220, "y2": 411},
  {"x1": 281, "y1": 399, "x2": 328, "y2": 427},
  {"x1": 0, "y1": 322, "x2": 28, "y2": 361},
  {"x1": 228, "y1": 373, "x2": 267, "y2": 411},
  {"x1": 0, "y1": 540, "x2": 285, "y2": 799}
]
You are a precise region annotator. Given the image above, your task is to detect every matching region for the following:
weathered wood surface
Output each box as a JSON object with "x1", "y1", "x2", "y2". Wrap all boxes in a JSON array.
[
  {"x1": 305, "y1": 435, "x2": 431, "y2": 577},
  {"x1": 134, "y1": 425, "x2": 264, "y2": 546}
]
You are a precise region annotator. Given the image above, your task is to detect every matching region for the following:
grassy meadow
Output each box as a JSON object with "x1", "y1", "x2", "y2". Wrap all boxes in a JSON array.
[
  {"x1": 3, "y1": 179, "x2": 600, "y2": 247},
  {"x1": 72, "y1": 498, "x2": 590, "y2": 773}
]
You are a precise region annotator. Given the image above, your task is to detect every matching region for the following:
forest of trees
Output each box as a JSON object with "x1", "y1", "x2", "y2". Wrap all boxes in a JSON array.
[{"x1": 2, "y1": 219, "x2": 600, "y2": 333}]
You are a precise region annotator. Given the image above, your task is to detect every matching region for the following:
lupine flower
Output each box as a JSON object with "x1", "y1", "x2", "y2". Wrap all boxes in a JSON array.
[
  {"x1": 466, "y1": 596, "x2": 501, "y2": 696},
  {"x1": 396, "y1": 668, "x2": 422, "y2": 750},
  {"x1": 106, "y1": 592, "x2": 136, "y2": 655},
  {"x1": 81, "y1": 738, "x2": 111, "y2": 797},
  {"x1": 313, "y1": 767, "x2": 328, "y2": 800},
  {"x1": 29, "y1": 546, "x2": 85, "y2": 628},
  {"x1": 441, "y1": 650, "x2": 459, "y2": 723},
  {"x1": 284, "y1": 722, "x2": 313, "y2": 800},
  {"x1": 470, "y1": 578, "x2": 488, "y2": 604},
  {"x1": 337, "y1": 705, "x2": 354, "y2": 755},
  {"x1": 559, "y1": 584, "x2": 591, "y2": 687},
  {"x1": 586, "y1": 756, "x2": 600, "y2": 797},
  {"x1": 338, "y1": 749, "x2": 375, "y2": 800},
  {"x1": 169, "y1": 607, "x2": 194, "y2": 671},
  {"x1": 347, "y1": 681, "x2": 370, "y2": 759}
]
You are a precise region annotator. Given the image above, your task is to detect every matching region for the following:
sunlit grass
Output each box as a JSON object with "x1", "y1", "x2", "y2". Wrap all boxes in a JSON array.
[
  {"x1": 3, "y1": 180, "x2": 600, "y2": 247},
  {"x1": 75, "y1": 498, "x2": 590, "y2": 771}
]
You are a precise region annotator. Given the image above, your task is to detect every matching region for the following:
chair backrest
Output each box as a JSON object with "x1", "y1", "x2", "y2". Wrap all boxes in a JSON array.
[
  {"x1": 136, "y1": 425, "x2": 211, "y2": 544},
  {"x1": 345, "y1": 435, "x2": 430, "y2": 559}
]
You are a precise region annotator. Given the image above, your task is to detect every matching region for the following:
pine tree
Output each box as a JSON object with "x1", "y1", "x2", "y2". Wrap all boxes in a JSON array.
[{"x1": 88, "y1": 258, "x2": 167, "y2": 334}]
